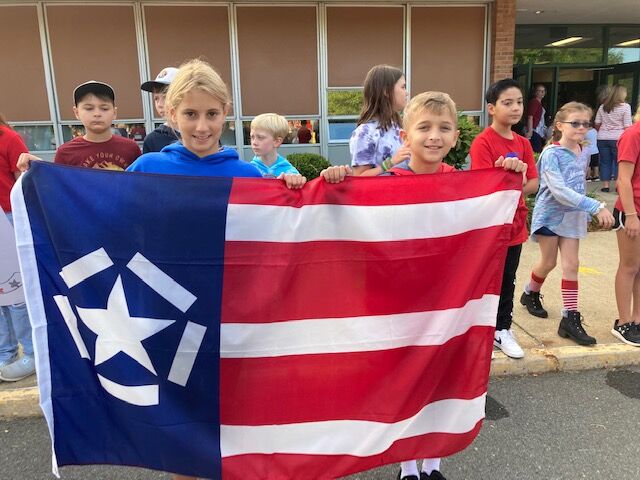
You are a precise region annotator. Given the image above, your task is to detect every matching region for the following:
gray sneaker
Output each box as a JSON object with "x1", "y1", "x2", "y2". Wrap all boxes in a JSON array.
[{"x1": 0, "y1": 355, "x2": 36, "y2": 382}]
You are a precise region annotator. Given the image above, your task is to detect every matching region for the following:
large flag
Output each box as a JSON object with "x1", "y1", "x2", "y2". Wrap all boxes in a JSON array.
[{"x1": 12, "y1": 161, "x2": 519, "y2": 479}]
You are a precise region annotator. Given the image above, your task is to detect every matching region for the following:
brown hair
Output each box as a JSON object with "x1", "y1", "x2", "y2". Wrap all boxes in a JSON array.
[
  {"x1": 0, "y1": 113, "x2": 9, "y2": 136},
  {"x1": 602, "y1": 85, "x2": 627, "y2": 114},
  {"x1": 403, "y1": 91, "x2": 458, "y2": 131},
  {"x1": 550, "y1": 102, "x2": 592, "y2": 143},
  {"x1": 357, "y1": 64, "x2": 404, "y2": 131}
]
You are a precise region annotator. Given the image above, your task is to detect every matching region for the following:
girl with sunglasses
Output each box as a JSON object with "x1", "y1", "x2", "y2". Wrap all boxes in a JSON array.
[{"x1": 520, "y1": 102, "x2": 614, "y2": 346}]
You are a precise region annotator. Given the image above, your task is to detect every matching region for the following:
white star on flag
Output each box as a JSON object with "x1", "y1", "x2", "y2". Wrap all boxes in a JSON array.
[{"x1": 76, "y1": 275, "x2": 175, "y2": 375}]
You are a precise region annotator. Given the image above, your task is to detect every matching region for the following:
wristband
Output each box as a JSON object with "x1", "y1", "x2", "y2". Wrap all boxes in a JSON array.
[
  {"x1": 625, "y1": 212, "x2": 638, "y2": 217},
  {"x1": 381, "y1": 159, "x2": 392, "y2": 172}
]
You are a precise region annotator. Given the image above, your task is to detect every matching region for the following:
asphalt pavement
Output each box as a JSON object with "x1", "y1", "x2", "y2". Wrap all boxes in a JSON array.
[{"x1": 3, "y1": 368, "x2": 640, "y2": 479}]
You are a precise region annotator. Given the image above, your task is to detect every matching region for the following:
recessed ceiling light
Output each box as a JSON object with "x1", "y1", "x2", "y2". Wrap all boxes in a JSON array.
[
  {"x1": 546, "y1": 36, "x2": 584, "y2": 47},
  {"x1": 535, "y1": 10, "x2": 544, "y2": 14},
  {"x1": 616, "y1": 39, "x2": 640, "y2": 47}
]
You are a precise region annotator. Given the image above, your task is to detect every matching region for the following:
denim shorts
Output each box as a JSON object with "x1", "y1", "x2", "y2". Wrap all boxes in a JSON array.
[{"x1": 534, "y1": 226, "x2": 557, "y2": 236}]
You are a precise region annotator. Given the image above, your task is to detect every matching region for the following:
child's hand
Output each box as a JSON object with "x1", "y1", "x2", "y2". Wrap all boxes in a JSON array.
[
  {"x1": 494, "y1": 156, "x2": 528, "y2": 174},
  {"x1": 624, "y1": 215, "x2": 640, "y2": 238},
  {"x1": 596, "y1": 208, "x2": 615, "y2": 229},
  {"x1": 321, "y1": 165, "x2": 352, "y2": 183},
  {"x1": 17, "y1": 153, "x2": 41, "y2": 172},
  {"x1": 391, "y1": 146, "x2": 411, "y2": 165},
  {"x1": 278, "y1": 173, "x2": 307, "y2": 189}
]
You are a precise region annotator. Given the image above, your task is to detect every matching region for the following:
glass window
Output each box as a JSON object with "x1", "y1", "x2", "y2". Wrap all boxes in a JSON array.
[
  {"x1": 328, "y1": 120, "x2": 357, "y2": 142},
  {"x1": 515, "y1": 25, "x2": 604, "y2": 64},
  {"x1": 242, "y1": 119, "x2": 319, "y2": 146},
  {"x1": 61, "y1": 123, "x2": 147, "y2": 143},
  {"x1": 12, "y1": 125, "x2": 56, "y2": 151},
  {"x1": 608, "y1": 27, "x2": 640, "y2": 65},
  {"x1": 221, "y1": 121, "x2": 236, "y2": 147},
  {"x1": 327, "y1": 90, "x2": 363, "y2": 117}
]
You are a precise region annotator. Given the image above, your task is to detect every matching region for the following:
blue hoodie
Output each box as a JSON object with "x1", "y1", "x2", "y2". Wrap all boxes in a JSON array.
[{"x1": 127, "y1": 143, "x2": 262, "y2": 178}]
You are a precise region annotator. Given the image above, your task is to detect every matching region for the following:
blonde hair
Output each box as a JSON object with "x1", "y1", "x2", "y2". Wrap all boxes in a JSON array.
[
  {"x1": 166, "y1": 59, "x2": 231, "y2": 113},
  {"x1": 602, "y1": 85, "x2": 627, "y2": 113},
  {"x1": 550, "y1": 101, "x2": 592, "y2": 143},
  {"x1": 403, "y1": 91, "x2": 458, "y2": 131},
  {"x1": 250, "y1": 113, "x2": 289, "y2": 140}
]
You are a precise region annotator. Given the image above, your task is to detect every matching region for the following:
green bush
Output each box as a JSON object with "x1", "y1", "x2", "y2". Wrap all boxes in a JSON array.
[
  {"x1": 444, "y1": 113, "x2": 482, "y2": 170},
  {"x1": 286, "y1": 153, "x2": 331, "y2": 180}
]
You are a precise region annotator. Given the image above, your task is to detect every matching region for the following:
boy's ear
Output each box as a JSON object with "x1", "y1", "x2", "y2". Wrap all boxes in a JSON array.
[
  {"x1": 72, "y1": 106, "x2": 80, "y2": 121},
  {"x1": 169, "y1": 107, "x2": 178, "y2": 125},
  {"x1": 400, "y1": 129, "x2": 408, "y2": 144},
  {"x1": 452, "y1": 129, "x2": 461, "y2": 147},
  {"x1": 113, "y1": 106, "x2": 117, "y2": 120},
  {"x1": 487, "y1": 103, "x2": 496, "y2": 117},
  {"x1": 274, "y1": 136, "x2": 284, "y2": 148}
]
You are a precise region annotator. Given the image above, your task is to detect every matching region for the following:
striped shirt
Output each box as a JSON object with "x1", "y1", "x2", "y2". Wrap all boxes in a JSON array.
[{"x1": 596, "y1": 103, "x2": 632, "y2": 141}]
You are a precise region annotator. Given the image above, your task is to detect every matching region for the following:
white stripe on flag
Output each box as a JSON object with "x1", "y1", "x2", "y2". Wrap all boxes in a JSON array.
[
  {"x1": 53, "y1": 295, "x2": 90, "y2": 359},
  {"x1": 220, "y1": 394, "x2": 486, "y2": 457},
  {"x1": 59, "y1": 247, "x2": 113, "y2": 288},
  {"x1": 221, "y1": 294, "x2": 498, "y2": 358},
  {"x1": 126, "y1": 252, "x2": 197, "y2": 313},
  {"x1": 168, "y1": 321, "x2": 207, "y2": 387},
  {"x1": 225, "y1": 190, "x2": 520, "y2": 242}
]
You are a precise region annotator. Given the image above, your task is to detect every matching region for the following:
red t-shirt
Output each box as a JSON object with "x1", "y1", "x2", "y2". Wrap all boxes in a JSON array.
[
  {"x1": 469, "y1": 126, "x2": 538, "y2": 245},
  {"x1": 55, "y1": 135, "x2": 141, "y2": 170},
  {"x1": 0, "y1": 125, "x2": 29, "y2": 213},
  {"x1": 527, "y1": 98, "x2": 543, "y2": 128},
  {"x1": 615, "y1": 121, "x2": 640, "y2": 212},
  {"x1": 387, "y1": 162, "x2": 455, "y2": 175}
]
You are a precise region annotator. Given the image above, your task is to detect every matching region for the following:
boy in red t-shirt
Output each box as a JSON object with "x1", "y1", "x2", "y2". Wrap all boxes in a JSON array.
[
  {"x1": 469, "y1": 79, "x2": 539, "y2": 359},
  {"x1": 18, "y1": 81, "x2": 141, "y2": 171}
]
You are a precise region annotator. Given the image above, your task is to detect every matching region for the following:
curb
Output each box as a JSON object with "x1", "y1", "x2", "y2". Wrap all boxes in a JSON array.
[{"x1": 2, "y1": 344, "x2": 640, "y2": 420}]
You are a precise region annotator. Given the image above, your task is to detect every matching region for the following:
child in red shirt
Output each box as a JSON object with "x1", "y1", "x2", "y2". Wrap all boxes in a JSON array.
[{"x1": 469, "y1": 79, "x2": 539, "y2": 359}]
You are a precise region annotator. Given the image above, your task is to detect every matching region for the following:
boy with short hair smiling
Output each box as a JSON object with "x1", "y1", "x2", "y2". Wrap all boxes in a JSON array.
[
  {"x1": 469, "y1": 78, "x2": 539, "y2": 359},
  {"x1": 250, "y1": 113, "x2": 299, "y2": 177},
  {"x1": 321, "y1": 91, "x2": 527, "y2": 480}
]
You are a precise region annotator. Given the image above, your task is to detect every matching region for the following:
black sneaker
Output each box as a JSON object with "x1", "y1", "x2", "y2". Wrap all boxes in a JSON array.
[
  {"x1": 421, "y1": 471, "x2": 446, "y2": 480},
  {"x1": 520, "y1": 291, "x2": 548, "y2": 318},
  {"x1": 611, "y1": 320, "x2": 640, "y2": 346},
  {"x1": 558, "y1": 311, "x2": 596, "y2": 345}
]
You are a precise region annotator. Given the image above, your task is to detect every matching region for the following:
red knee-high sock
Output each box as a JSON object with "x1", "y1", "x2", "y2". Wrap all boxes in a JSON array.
[
  {"x1": 528, "y1": 272, "x2": 546, "y2": 293},
  {"x1": 561, "y1": 279, "x2": 579, "y2": 312}
]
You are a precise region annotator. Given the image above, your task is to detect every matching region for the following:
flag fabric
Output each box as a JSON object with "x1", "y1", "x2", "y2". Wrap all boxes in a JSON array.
[{"x1": 12, "y1": 161, "x2": 520, "y2": 479}]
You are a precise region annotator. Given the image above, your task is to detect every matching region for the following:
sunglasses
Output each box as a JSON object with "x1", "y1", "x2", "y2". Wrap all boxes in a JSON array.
[{"x1": 561, "y1": 121, "x2": 592, "y2": 129}]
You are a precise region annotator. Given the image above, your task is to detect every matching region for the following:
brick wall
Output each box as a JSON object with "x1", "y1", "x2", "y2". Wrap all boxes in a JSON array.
[{"x1": 490, "y1": 0, "x2": 516, "y2": 83}]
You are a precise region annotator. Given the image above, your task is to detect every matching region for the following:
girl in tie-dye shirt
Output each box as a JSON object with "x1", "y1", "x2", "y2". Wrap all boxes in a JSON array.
[{"x1": 349, "y1": 65, "x2": 410, "y2": 176}]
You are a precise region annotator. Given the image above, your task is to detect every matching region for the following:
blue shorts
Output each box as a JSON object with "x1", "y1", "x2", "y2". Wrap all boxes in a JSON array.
[{"x1": 534, "y1": 226, "x2": 557, "y2": 236}]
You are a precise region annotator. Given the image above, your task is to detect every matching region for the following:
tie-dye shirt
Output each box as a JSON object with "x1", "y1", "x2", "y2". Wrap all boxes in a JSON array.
[
  {"x1": 530, "y1": 143, "x2": 601, "y2": 241},
  {"x1": 349, "y1": 120, "x2": 403, "y2": 167}
]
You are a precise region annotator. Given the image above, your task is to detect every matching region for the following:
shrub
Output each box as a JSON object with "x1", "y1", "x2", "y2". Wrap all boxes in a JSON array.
[
  {"x1": 444, "y1": 113, "x2": 482, "y2": 170},
  {"x1": 286, "y1": 153, "x2": 331, "y2": 180}
]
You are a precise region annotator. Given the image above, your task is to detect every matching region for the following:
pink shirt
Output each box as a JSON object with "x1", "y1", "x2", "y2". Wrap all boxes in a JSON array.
[{"x1": 595, "y1": 103, "x2": 632, "y2": 141}]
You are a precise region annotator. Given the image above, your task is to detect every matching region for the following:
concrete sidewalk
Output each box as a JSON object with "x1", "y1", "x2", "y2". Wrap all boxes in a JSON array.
[{"x1": 2, "y1": 182, "x2": 638, "y2": 419}]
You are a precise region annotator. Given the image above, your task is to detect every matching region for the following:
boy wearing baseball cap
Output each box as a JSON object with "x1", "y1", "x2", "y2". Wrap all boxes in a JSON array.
[
  {"x1": 19, "y1": 81, "x2": 140, "y2": 171},
  {"x1": 140, "y1": 67, "x2": 180, "y2": 153}
]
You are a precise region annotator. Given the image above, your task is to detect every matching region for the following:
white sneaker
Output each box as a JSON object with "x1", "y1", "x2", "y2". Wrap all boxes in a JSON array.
[
  {"x1": 0, "y1": 355, "x2": 36, "y2": 382},
  {"x1": 494, "y1": 329, "x2": 525, "y2": 359}
]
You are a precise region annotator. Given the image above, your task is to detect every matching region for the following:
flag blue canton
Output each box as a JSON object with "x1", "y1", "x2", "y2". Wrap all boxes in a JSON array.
[{"x1": 20, "y1": 162, "x2": 231, "y2": 478}]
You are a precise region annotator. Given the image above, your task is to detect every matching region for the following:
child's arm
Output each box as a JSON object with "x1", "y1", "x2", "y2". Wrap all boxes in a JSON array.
[
  {"x1": 17, "y1": 153, "x2": 41, "y2": 172},
  {"x1": 542, "y1": 156, "x2": 595, "y2": 209},
  {"x1": 321, "y1": 165, "x2": 352, "y2": 184}
]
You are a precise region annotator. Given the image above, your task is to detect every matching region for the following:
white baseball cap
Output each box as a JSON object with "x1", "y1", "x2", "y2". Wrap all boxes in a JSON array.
[{"x1": 140, "y1": 67, "x2": 179, "y2": 92}]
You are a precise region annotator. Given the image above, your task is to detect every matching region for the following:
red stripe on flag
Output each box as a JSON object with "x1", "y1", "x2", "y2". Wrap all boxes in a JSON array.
[
  {"x1": 221, "y1": 227, "x2": 507, "y2": 323},
  {"x1": 220, "y1": 327, "x2": 492, "y2": 425},
  {"x1": 221, "y1": 421, "x2": 483, "y2": 480},
  {"x1": 229, "y1": 169, "x2": 522, "y2": 206}
]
